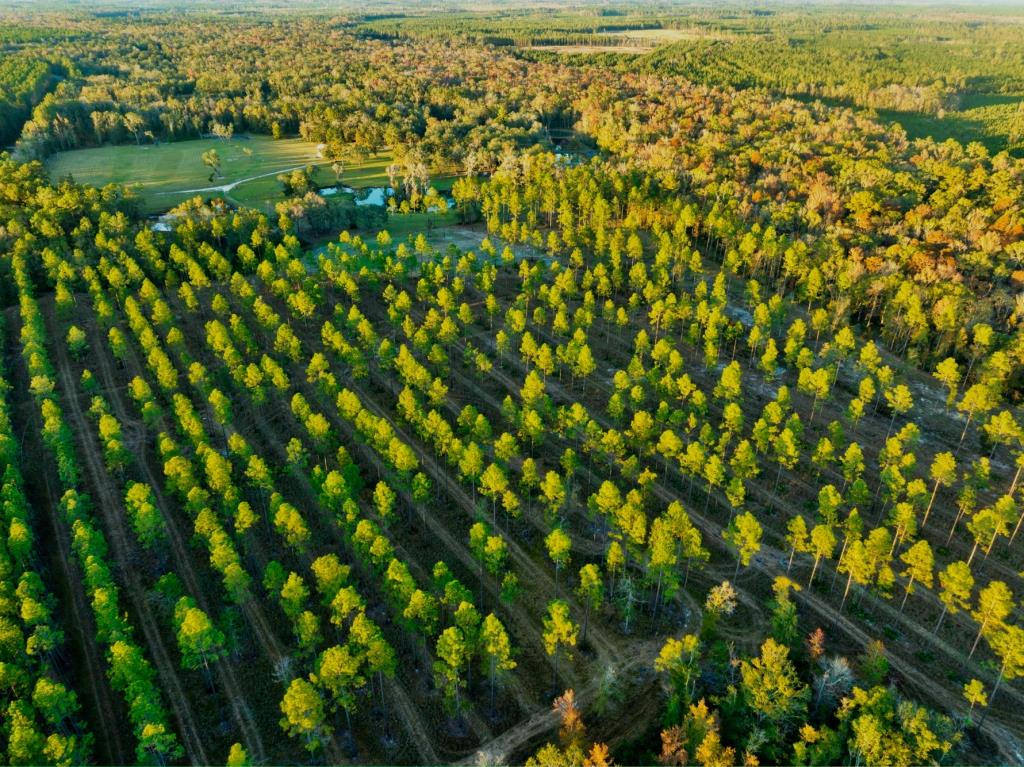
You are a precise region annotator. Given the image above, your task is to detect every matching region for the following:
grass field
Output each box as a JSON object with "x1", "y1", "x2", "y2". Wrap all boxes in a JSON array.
[
  {"x1": 46, "y1": 136, "x2": 327, "y2": 213},
  {"x1": 877, "y1": 95, "x2": 1024, "y2": 155},
  {"x1": 45, "y1": 138, "x2": 455, "y2": 214}
]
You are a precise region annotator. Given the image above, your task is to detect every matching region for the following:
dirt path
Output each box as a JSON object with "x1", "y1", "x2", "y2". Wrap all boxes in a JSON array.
[
  {"x1": 383, "y1": 676, "x2": 441, "y2": 763},
  {"x1": 45, "y1": 305, "x2": 211, "y2": 765},
  {"x1": 460, "y1": 637, "x2": 664, "y2": 766},
  {"x1": 256, "y1": 285, "x2": 726, "y2": 761},
  {"x1": 83, "y1": 314, "x2": 269, "y2": 763},
  {"x1": 153, "y1": 162, "x2": 326, "y2": 196}
]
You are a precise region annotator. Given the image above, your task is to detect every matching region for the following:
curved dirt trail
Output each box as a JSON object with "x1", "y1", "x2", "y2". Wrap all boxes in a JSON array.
[
  {"x1": 153, "y1": 162, "x2": 324, "y2": 196},
  {"x1": 280, "y1": 315, "x2": 713, "y2": 761},
  {"x1": 46, "y1": 306, "x2": 210, "y2": 765},
  {"x1": 459, "y1": 637, "x2": 664, "y2": 766}
]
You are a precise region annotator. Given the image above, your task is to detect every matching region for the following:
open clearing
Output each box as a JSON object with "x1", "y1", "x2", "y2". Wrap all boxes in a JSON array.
[
  {"x1": 45, "y1": 136, "x2": 402, "y2": 214},
  {"x1": 45, "y1": 139, "x2": 452, "y2": 214},
  {"x1": 526, "y1": 27, "x2": 734, "y2": 54},
  {"x1": 525, "y1": 44, "x2": 652, "y2": 54},
  {"x1": 598, "y1": 28, "x2": 733, "y2": 42},
  {"x1": 46, "y1": 135, "x2": 323, "y2": 212}
]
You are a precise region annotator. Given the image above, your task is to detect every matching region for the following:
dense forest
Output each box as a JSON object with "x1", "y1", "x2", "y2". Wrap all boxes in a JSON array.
[{"x1": 0, "y1": 3, "x2": 1021, "y2": 766}]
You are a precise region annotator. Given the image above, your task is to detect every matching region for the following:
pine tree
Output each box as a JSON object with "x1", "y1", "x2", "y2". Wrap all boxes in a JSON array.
[
  {"x1": 279, "y1": 677, "x2": 331, "y2": 753},
  {"x1": 808, "y1": 524, "x2": 837, "y2": 588},
  {"x1": 312, "y1": 644, "x2": 364, "y2": 731},
  {"x1": 740, "y1": 638, "x2": 809, "y2": 747},
  {"x1": 785, "y1": 515, "x2": 809, "y2": 573},
  {"x1": 986, "y1": 624, "x2": 1024, "y2": 710},
  {"x1": 969, "y1": 580, "x2": 1014, "y2": 659},
  {"x1": 543, "y1": 600, "x2": 578, "y2": 690},
  {"x1": 898, "y1": 540, "x2": 934, "y2": 611},
  {"x1": 545, "y1": 528, "x2": 572, "y2": 588},
  {"x1": 723, "y1": 511, "x2": 762, "y2": 579},
  {"x1": 934, "y1": 561, "x2": 974, "y2": 633},
  {"x1": 480, "y1": 613, "x2": 516, "y2": 716},
  {"x1": 923, "y1": 452, "x2": 956, "y2": 529},
  {"x1": 173, "y1": 597, "x2": 226, "y2": 673},
  {"x1": 576, "y1": 564, "x2": 603, "y2": 645},
  {"x1": 434, "y1": 626, "x2": 469, "y2": 714}
]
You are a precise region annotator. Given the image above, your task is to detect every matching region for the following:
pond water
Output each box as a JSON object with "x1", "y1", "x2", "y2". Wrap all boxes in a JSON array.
[
  {"x1": 318, "y1": 186, "x2": 456, "y2": 209},
  {"x1": 149, "y1": 213, "x2": 179, "y2": 232},
  {"x1": 351, "y1": 186, "x2": 390, "y2": 206},
  {"x1": 318, "y1": 185, "x2": 393, "y2": 206}
]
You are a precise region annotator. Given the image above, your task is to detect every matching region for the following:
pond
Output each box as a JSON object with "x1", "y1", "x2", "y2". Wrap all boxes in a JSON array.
[
  {"x1": 149, "y1": 212, "x2": 179, "y2": 232},
  {"x1": 318, "y1": 185, "x2": 393, "y2": 206},
  {"x1": 318, "y1": 185, "x2": 456, "y2": 209}
]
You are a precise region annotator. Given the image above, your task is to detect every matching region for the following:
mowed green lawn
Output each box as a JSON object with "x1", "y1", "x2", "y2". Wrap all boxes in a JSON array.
[
  {"x1": 46, "y1": 136, "x2": 331, "y2": 213},
  {"x1": 46, "y1": 135, "x2": 454, "y2": 214}
]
